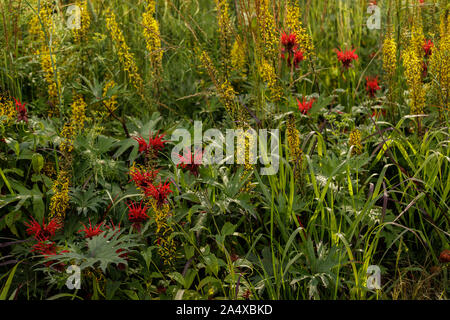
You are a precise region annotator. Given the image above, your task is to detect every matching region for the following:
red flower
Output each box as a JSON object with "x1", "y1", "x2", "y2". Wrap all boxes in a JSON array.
[
  {"x1": 423, "y1": 39, "x2": 433, "y2": 57},
  {"x1": 297, "y1": 97, "x2": 315, "y2": 115},
  {"x1": 13, "y1": 98, "x2": 28, "y2": 123},
  {"x1": 133, "y1": 131, "x2": 167, "y2": 154},
  {"x1": 293, "y1": 49, "x2": 305, "y2": 68},
  {"x1": 25, "y1": 216, "x2": 62, "y2": 241},
  {"x1": 31, "y1": 240, "x2": 69, "y2": 270},
  {"x1": 129, "y1": 166, "x2": 159, "y2": 190},
  {"x1": 281, "y1": 31, "x2": 297, "y2": 52},
  {"x1": 335, "y1": 48, "x2": 358, "y2": 69},
  {"x1": 78, "y1": 218, "x2": 104, "y2": 239},
  {"x1": 144, "y1": 179, "x2": 173, "y2": 207},
  {"x1": 127, "y1": 200, "x2": 149, "y2": 231},
  {"x1": 365, "y1": 76, "x2": 381, "y2": 97},
  {"x1": 439, "y1": 250, "x2": 450, "y2": 263},
  {"x1": 177, "y1": 148, "x2": 203, "y2": 177}
]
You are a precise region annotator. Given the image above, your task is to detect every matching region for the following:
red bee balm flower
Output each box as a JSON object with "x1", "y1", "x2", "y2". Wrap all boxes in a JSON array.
[
  {"x1": 25, "y1": 217, "x2": 62, "y2": 241},
  {"x1": 281, "y1": 32, "x2": 297, "y2": 52},
  {"x1": 178, "y1": 148, "x2": 203, "y2": 177},
  {"x1": 13, "y1": 98, "x2": 28, "y2": 123},
  {"x1": 133, "y1": 131, "x2": 167, "y2": 154},
  {"x1": 129, "y1": 166, "x2": 159, "y2": 190},
  {"x1": 127, "y1": 201, "x2": 149, "y2": 231},
  {"x1": 78, "y1": 218, "x2": 104, "y2": 239},
  {"x1": 335, "y1": 48, "x2": 358, "y2": 69},
  {"x1": 423, "y1": 39, "x2": 433, "y2": 57},
  {"x1": 281, "y1": 31, "x2": 304, "y2": 69},
  {"x1": 297, "y1": 97, "x2": 315, "y2": 115},
  {"x1": 144, "y1": 179, "x2": 173, "y2": 207},
  {"x1": 365, "y1": 76, "x2": 381, "y2": 97},
  {"x1": 31, "y1": 241, "x2": 69, "y2": 270}
]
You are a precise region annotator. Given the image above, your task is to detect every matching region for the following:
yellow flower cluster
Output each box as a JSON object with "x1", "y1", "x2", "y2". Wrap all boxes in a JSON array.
[
  {"x1": 28, "y1": 1, "x2": 52, "y2": 43},
  {"x1": 214, "y1": 0, "x2": 233, "y2": 74},
  {"x1": 402, "y1": 46, "x2": 425, "y2": 115},
  {"x1": 142, "y1": 1, "x2": 163, "y2": 72},
  {"x1": 149, "y1": 200, "x2": 176, "y2": 266},
  {"x1": 199, "y1": 50, "x2": 238, "y2": 121},
  {"x1": 411, "y1": 24, "x2": 425, "y2": 57},
  {"x1": 60, "y1": 95, "x2": 87, "y2": 154},
  {"x1": 231, "y1": 36, "x2": 247, "y2": 78},
  {"x1": 286, "y1": 115, "x2": 303, "y2": 178},
  {"x1": 39, "y1": 48, "x2": 61, "y2": 113},
  {"x1": 237, "y1": 129, "x2": 255, "y2": 192},
  {"x1": 73, "y1": 0, "x2": 91, "y2": 43},
  {"x1": 285, "y1": 1, "x2": 314, "y2": 59},
  {"x1": 103, "y1": 80, "x2": 118, "y2": 114},
  {"x1": 0, "y1": 96, "x2": 15, "y2": 123},
  {"x1": 382, "y1": 33, "x2": 397, "y2": 79},
  {"x1": 29, "y1": 2, "x2": 61, "y2": 114},
  {"x1": 105, "y1": 9, "x2": 144, "y2": 96},
  {"x1": 257, "y1": 0, "x2": 278, "y2": 60},
  {"x1": 49, "y1": 169, "x2": 70, "y2": 220},
  {"x1": 349, "y1": 129, "x2": 363, "y2": 155},
  {"x1": 258, "y1": 59, "x2": 282, "y2": 101},
  {"x1": 430, "y1": 14, "x2": 450, "y2": 110}
]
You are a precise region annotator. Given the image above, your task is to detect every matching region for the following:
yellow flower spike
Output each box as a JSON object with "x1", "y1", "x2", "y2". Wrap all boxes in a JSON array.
[
  {"x1": 349, "y1": 129, "x2": 363, "y2": 155},
  {"x1": 105, "y1": 9, "x2": 144, "y2": 97},
  {"x1": 285, "y1": 0, "x2": 314, "y2": 59},
  {"x1": 142, "y1": 1, "x2": 163, "y2": 73}
]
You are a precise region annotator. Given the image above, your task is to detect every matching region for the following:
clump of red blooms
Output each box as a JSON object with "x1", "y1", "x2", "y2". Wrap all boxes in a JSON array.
[
  {"x1": 365, "y1": 76, "x2": 381, "y2": 98},
  {"x1": 129, "y1": 166, "x2": 159, "y2": 190},
  {"x1": 127, "y1": 200, "x2": 149, "y2": 231},
  {"x1": 281, "y1": 31, "x2": 305, "y2": 69},
  {"x1": 335, "y1": 48, "x2": 358, "y2": 69},
  {"x1": 145, "y1": 179, "x2": 173, "y2": 208},
  {"x1": 13, "y1": 98, "x2": 28, "y2": 123},
  {"x1": 423, "y1": 39, "x2": 433, "y2": 57},
  {"x1": 297, "y1": 97, "x2": 315, "y2": 115},
  {"x1": 422, "y1": 39, "x2": 434, "y2": 77},
  {"x1": 24, "y1": 216, "x2": 66, "y2": 270},
  {"x1": 31, "y1": 241, "x2": 69, "y2": 270},
  {"x1": 25, "y1": 216, "x2": 62, "y2": 241},
  {"x1": 177, "y1": 148, "x2": 203, "y2": 177},
  {"x1": 78, "y1": 218, "x2": 104, "y2": 239},
  {"x1": 133, "y1": 131, "x2": 167, "y2": 155}
]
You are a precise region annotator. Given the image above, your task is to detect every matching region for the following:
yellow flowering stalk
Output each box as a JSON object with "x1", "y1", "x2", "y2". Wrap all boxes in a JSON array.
[
  {"x1": 214, "y1": 0, "x2": 233, "y2": 75},
  {"x1": 60, "y1": 95, "x2": 87, "y2": 155},
  {"x1": 231, "y1": 35, "x2": 247, "y2": 78},
  {"x1": 29, "y1": 1, "x2": 61, "y2": 114},
  {"x1": 349, "y1": 129, "x2": 363, "y2": 155},
  {"x1": 199, "y1": 50, "x2": 238, "y2": 121},
  {"x1": 142, "y1": 1, "x2": 163, "y2": 74},
  {"x1": 237, "y1": 128, "x2": 255, "y2": 192},
  {"x1": 429, "y1": 14, "x2": 450, "y2": 115},
  {"x1": 0, "y1": 95, "x2": 15, "y2": 124},
  {"x1": 73, "y1": 0, "x2": 91, "y2": 43},
  {"x1": 105, "y1": 9, "x2": 144, "y2": 97},
  {"x1": 258, "y1": 58, "x2": 282, "y2": 101},
  {"x1": 49, "y1": 169, "x2": 70, "y2": 221},
  {"x1": 256, "y1": 0, "x2": 278, "y2": 60},
  {"x1": 286, "y1": 115, "x2": 303, "y2": 179},
  {"x1": 103, "y1": 79, "x2": 118, "y2": 114},
  {"x1": 149, "y1": 200, "x2": 176, "y2": 266},
  {"x1": 285, "y1": 1, "x2": 314, "y2": 59},
  {"x1": 382, "y1": 33, "x2": 397, "y2": 79},
  {"x1": 403, "y1": 45, "x2": 426, "y2": 115}
]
